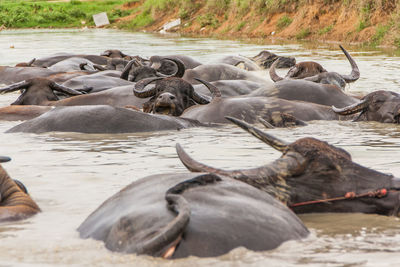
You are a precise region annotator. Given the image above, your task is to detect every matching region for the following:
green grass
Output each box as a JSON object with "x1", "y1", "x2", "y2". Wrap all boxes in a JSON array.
[
  {"x1": 0, "y1": 0, "x2": 133, "y2": 28},
  {"x1": 296, "y1": 28, "x2": 311, "y2": 39},
  {"x1": 197, "y1": 13, "x2": 219, "y2": 28},
  {"x1": 276, "y1": 15, "x2": 292, "y2": 30},
  {"x1": 371, "y1": 24, "x2": 390, "y2": 46},
  {"x1": 236, "y1": 21, "x2": 246, "y2": 31},
  {"x1": 318, "y1": 25, "x2": 333, "y2": 35},
  {"x1": 357, "y1": 19, "x2": 370, "y2": 31}
]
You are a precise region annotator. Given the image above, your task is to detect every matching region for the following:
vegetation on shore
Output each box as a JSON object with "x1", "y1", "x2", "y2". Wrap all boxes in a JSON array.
[
  {"x1": 1, "y1": 0, "x2": 400, "y2": 49},
  {"x1": 0, "y1": 0, "x2": 132, "y2": 28}
]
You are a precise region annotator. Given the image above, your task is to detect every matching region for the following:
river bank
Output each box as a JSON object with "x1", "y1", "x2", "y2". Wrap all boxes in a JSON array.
[
  {"x1": 116, "y1": 0, "x2": 400, "y2": 49},
  {"x1": 1, "y1": 0, "x2": 400, "y2": 49}
]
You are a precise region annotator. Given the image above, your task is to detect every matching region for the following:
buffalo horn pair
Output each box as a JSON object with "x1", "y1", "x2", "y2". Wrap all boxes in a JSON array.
[{"x1": 270, "y1": 45, "x2": 360, "y2": 83}]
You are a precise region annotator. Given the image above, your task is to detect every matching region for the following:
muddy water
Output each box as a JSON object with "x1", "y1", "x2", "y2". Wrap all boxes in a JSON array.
[{"x1": 0, "y1": 29, "x2": 400, "y2": 266}]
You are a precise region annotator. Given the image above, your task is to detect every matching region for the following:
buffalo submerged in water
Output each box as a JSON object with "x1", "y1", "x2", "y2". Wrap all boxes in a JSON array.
[{"x1": 78, "y1": 172, "x2": 309, "y2": 258}]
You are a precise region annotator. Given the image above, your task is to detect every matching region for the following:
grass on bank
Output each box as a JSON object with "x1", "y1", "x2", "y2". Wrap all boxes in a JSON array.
[{"x1": 0, "y1": 0, "x2": 133, "y2": 28}]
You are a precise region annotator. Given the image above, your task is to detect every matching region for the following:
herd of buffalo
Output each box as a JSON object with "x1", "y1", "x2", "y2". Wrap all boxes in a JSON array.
[{"x1": 1, "y1": 45, "x2": 400, "y2": 259}]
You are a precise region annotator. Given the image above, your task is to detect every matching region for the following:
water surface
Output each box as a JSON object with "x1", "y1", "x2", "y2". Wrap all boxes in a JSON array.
[{"x1": 0, "y1": 29, "x2": 400, "y2": 266}]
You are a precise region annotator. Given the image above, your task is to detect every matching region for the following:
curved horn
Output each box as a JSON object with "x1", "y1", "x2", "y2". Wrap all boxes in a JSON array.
[
  {"x1": 176, "y1": 143, "x2": 305, "y2": 201},
  {"x1": 193, "y1": 78, "x2": 220, "y2": 100},
  {"x1": 225, "y1": 116, "x2": 289, "y2": 152},
  {"x1": 332, "y1": 98, "x2": 369, "y2": 115},
  {"x1": 163, "y1": 58, "x2": 186, "y2": 78},
  {"x1": 49, "y1": 82, "x2": 83, "y2": 96},
  {"x1": 120, "y1": 59, "x2": 141, "y2": 80},
  {"x1": 93, "y1": 64, "x2": 106, "y2": 71},
  {"x1": 133, "y1": 77, "x2": 164, "y2": 98},
  {"x1": 269, "y1": 59, "x2": 284, "y2": 82},
  {"x1": 0, "y1": 80, "x2": 31, "y2": 94},
  {"x1": 303, "y1": 74, "x2": 321, "y2": 82},
  {"x1": 27, "y1": 58, "x2": 36, "y2": 66},
  {"x1": 339, "y1": 45, "x2": 360, "y2": 83},
  {"x1": 0, "y1": 156, "x2": 11, "y2": 163},
  {"x1": 176, "y1": 143, "x2": 247, "y2": 176},
  {"x1": 79, "y1": 63, "x2": 89, "y2": 71}
]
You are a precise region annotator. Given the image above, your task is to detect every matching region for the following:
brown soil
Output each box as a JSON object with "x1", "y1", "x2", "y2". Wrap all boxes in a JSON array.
[{"x1": 116, "y1": 1, "x2": 399, "y2": 48}]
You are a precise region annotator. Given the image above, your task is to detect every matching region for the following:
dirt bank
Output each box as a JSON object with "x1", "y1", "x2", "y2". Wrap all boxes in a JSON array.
[{"x1": 116, "y1": 0, "x2": 400, "y2": 48}]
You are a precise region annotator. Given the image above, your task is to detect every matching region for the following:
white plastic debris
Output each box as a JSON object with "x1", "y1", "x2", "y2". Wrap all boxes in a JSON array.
[
  {"x1": 160, "y1": 18, "x2": 181, "y2": 33},
  {"x1": 93, "y1": 12, "x2": 110, "y2": 27}
]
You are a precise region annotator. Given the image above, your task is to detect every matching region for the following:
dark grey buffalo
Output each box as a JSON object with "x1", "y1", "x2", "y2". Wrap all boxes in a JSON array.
[
  {"x1": 134, "y1": 77, "x2": 210, "y2": 116},
  {"x1": 194, "y1": 80, "x2": 261, "y2": 97},
  {"x1": 0, "y1": 105, "x2": 53, "y2": 121},
  {"x1": 0, "y1": 156, "x2": 40, "y2": 222},
  {"x1": 78, "y1": 172, "x2": 309, "y2": 258},
  {"x1": 29, "y1": 52, "x2": 109, "y2": 67},
  {"x1": 333, "y1": 90, "x2": 400, "y2": 123},
  {"x1": 0, "y1": 77, "x2": 84, "y2": 105},
  {"x1": 47, "y1": 57, "x2": 98, "y2": 72},
  {"x1": 249, "y1": 79, "x2": 359, "y2": 108},
  {"x1": 6, "y1": 105, "x2": 202, "y2": 134},
  {"x1": 270, "y1": 45, "x2": 360, "y2": 90},
  {"x1": 62, "y1": 71, "x2": 133, "y2": 93},
  {"x1": 181, "y1": 79, "x2": 338, "y2": 126},
  {"x1": 211, "y1": 55, "x2": 262, "y2": 71},
  {"x1": 150, "y1": 55, "x2": 202, "y2": 74},
  {"x1": 177, "y1": 117, "x2": 400, "y2": 215},
  {"x1": 248, "y1": 50, "x2": 296, "y2": 69},
  {"x1": 120, "y1": 57, "x2": 186, "y2": 83},
  {"x1": 0, "y1": 66, "x2": 58, "y2": 85},
  {"x1": 182, "y1": 63, "x2": 272, "y2": 85}
]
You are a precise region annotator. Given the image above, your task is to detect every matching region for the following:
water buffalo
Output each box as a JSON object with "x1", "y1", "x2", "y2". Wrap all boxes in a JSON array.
[
  {"x1": 29, "y1": 52, "x2": 109, "y2": 68},
  {"x1": 0, "y1": 66, "x2": 58, "y2": 85},
  {"x1": 194, "y1": 80, "x2": 261, "y2": 97},
  {"x1": 0, "y1": 156, "x2": 40, "y2": 222},
  {"x1": 78, "y1": 172, "x2": 309, "y2": 258},
  {"x1": 249, "y1": 79, "x2": 359, "y2": 108},
  {"x1": 182, "y1": 63, "x2": 272, "y2": 85},
  {"x1": 269, "y1": 45, "x2": 360, "y2": 90},
  {"x1": 248, "y1": 50, "x2": 296, "y2": 69},
  {"x1": 0, "y1": 105, "x2": 53, "y2": 121},
  {"x1": 177, "y1": 117, "x2": 400, "y2": 215},
  {"x1": 332, "y1": 90, "x2": 400, "y2": 123},
  {"x1": 120, "y1": 57, "x2": 186, "y2": 83},
  {"x1": 0, "y1": 77, "x2": 85, "y2": 105},
  {"x1": 62, "y1": 71, "x2": 133, "y2": 93},
  {"x1": 211, "y1": 55, "x2": 262, "y2": 71},
  {"x1": 47, "y1": 57, "x2": 99, "y2": 72},
  {"x1": 150, "y1": 55, "x2": 202, "y2": 73},
  {"x1": 134, "y1": 77, "x2": 210, "y2": 116},
  {"x1": 6, "y1": 105, "x2": 203, "y2": 134},
  {"x1": 100, "y1": 49, "x2": 132, "y2": 59},
  {"x1": 181, "y1": 79, "x2": 338, "y2": 125}
]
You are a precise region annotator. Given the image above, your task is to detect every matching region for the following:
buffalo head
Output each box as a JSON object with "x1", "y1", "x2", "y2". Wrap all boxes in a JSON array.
[
  {"x1": 0, "y1": 77, "x2": 84, "y2": 105},
  {"x1": 100, "y1": 49, "x2": 131, "y2": 59},
  {"x1": 248, "y1": 50, "x2": 296, "y2": 69},
  {"x1": 176, "y1": 117, "x2": 400, "y2": 215},
  {"x1": 333, "y1": 90, "x2": 400, "y2": 123},
  {"x1": 269, "y1": 45, "x2": 360, "y2": 90},
  {"x1": 134, "y1": 77, "x2": 210, "y2": 116},
  {"x1": 120, "y1": 57, "x2": 184, "y2": 82}
]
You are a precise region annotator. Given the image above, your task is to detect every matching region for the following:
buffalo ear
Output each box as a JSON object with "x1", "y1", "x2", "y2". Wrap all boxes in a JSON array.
[{"x1": 13, "y1": 179, "x2": 28, "y2": 194}]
